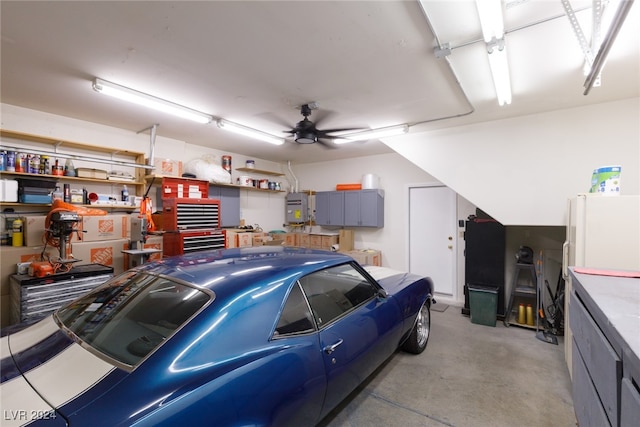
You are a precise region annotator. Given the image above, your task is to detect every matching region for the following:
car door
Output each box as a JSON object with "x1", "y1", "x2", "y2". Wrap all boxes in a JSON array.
[{"x1": 299, "y1": 263, "x2": 403, "y2": 418}]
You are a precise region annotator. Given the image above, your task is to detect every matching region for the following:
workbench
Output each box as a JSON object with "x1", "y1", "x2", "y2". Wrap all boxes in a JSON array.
[{"x1": 569, "y1": 267, "x2": 640, "y2": 427}]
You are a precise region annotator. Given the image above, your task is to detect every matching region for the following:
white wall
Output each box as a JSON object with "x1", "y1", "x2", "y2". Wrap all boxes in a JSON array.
[{"x1": 384, "y1": 98, "x2": 640, "y2": 226}]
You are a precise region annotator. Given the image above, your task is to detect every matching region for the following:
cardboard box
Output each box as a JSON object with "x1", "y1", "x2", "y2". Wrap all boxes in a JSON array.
[
  {"x1": 309, "y1": 234, "x2": 322, "y2": 249},
  {"x1": 298, "y1": 234, "x2": 310, "y2": 248},
  {"x1": 321, "y1": 234, "x2": 339, "y2": 250},
  {"x1": 23, "y1": 215, "x2": 47, "y2": 246},
  {"x1": 252, "y1": 232, "x2": 267, "y2": 246},
  {"x1": 283, "y1": 233, "x2": 299, "y2": 247},
  {"x1": 79, "y1": 214, "x2": 130, "y2": 242},
  {"x1": 342, "y1": 249, "x2": 382, "y2": 266},
  {"x1": 154, "y1": 158, "x2": 183, "y2": 177},
  {"x1": 236, "y1": 232, "x2": 253, "y2": 248},
  {"x1": 339, "y1": 229, "x2": 355, "y2": 252},
  {"x1": 269, "y1": 232, "x2": 286, "y2": 242},
  {"x1": 225, "y1": 230, "x2": 237, "y2": 248},
  {"x1": 72, "y1": 239, "x2": 128, "y2": 276}
]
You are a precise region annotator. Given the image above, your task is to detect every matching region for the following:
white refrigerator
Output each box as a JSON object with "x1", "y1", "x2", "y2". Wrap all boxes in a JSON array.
[{"x1": 562, "y1": 194, "x2": 640, "y2": 376}]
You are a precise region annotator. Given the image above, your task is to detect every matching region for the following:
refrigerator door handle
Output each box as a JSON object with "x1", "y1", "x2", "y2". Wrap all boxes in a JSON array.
[{"x1": 561, "y1": 240, "x2": 569, "y2": 280}]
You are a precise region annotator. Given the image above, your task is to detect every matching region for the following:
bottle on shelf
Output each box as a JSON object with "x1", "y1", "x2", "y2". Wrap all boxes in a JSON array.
[
  {"x1": 121, "y1": 185, "x2": 129, "y2": 202},
  {"x1": 63, "y1": 183, "x2": 71, "y2": 203},
  {"x1": 64, "y1": 158, "x2": 76, "y2": 177},
  {"x1": 52, "y1": 186, "x2": 63, "y2": 202},
  {"x1": 12, "y1": 218, "x2": 23, "y2": 247},
  {"x1": 6, "y1": 151, "x2": 16, "y2": 172}
]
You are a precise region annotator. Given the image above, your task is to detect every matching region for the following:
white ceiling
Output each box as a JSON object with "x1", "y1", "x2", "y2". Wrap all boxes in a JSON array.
[{"x1": 1, "y1": 1, "x2": 638, "y2": 164}]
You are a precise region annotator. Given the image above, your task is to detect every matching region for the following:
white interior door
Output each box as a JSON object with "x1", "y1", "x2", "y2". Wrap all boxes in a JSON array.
[{"x1": 408, "y1": 185, "x2": 457, "y2": 298}]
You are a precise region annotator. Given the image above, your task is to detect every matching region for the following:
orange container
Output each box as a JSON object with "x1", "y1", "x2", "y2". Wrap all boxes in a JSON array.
[{"x1": 336, "y1": 183, "x2": 362, "y2": 191}]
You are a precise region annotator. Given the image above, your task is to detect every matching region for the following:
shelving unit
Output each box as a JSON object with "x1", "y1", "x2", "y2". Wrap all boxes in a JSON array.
[
  {"x1": 234, "y1": 167, "x2": 286, "y2": 193},
  {"x1": 145, "y1": 174, "x2": 285, "y2": 194},
  {"x1": 1, "y1": 129, "x2": 149, "y2": 210}
]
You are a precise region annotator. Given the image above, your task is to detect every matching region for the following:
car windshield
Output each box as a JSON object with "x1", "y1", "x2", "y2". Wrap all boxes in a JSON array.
[{"x1": 56, "y1": 271, "x2": 211, "y2": 368}]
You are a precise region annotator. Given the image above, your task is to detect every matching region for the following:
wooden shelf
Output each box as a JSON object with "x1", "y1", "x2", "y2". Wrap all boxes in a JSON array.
[
  {"x1": 235, "y1": 167, "x2": 285, "y2": 177},
  {"x1": 144, "y1": 175, "x2": 285, "y2": 193},
  {"x1": 0, "y1": 129, "x2": 145, "y2": 158},
  {"x1": 0, "y1": 202, "x2": 137, "y2": 210},
  {"x1": 1, "y1": 171, "x2": 144, "y2": 186}
]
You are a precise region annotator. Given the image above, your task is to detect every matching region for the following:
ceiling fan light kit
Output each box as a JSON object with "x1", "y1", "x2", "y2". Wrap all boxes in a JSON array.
[
  {"x1": 92, "y1": 78, "x2": 213, "y2": 124},
  {"x1": 217, "y1": 119, "x2": 285, "y2": 145}
]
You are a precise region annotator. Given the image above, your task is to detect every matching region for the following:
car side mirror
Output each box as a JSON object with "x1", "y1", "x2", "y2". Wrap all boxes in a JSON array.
[{"x1": 377, "y1": 288, "x2": 388, "y2": 299}]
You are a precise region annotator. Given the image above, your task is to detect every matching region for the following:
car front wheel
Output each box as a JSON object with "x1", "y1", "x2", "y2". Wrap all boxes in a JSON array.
[{"x1": 402, "y1": 299, "x2": 430, "y2": 354}]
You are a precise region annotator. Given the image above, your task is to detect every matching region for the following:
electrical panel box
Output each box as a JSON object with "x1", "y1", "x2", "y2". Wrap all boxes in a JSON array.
[{"x1": 286, "y1": 192, "x2": 309, "y2": 224}]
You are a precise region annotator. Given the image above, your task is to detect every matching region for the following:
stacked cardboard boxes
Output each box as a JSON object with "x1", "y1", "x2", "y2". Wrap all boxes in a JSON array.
[{"x1": 71, "y1": 214, "x2": 131, "y2": 276}]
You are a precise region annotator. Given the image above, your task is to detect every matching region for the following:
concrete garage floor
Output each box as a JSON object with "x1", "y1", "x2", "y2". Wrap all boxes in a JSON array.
[{"x1": 320, "y1": 304, "x2": 576, "y2": 427}]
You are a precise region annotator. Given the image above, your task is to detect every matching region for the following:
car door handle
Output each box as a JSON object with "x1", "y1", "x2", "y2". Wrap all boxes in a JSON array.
[{"x1": 323, "y1": 339, "x2": 344, "y2": 354}]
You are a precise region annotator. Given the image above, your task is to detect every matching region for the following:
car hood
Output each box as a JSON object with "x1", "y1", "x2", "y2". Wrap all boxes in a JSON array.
[
  {"x1": 364, "y1": 266, "x2": 425, "y2": 295},
  {"x1": 1, "y1": 316, "x2": 117, "y2": 425}
]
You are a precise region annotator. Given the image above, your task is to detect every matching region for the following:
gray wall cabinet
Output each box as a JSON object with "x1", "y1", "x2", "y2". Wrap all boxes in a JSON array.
[
  {"x1": 209, "y1": 185, "x2": 241, "y2": 227},
  {"x1": 316, "y1": 190, "x2": 384, "y2": 228}
]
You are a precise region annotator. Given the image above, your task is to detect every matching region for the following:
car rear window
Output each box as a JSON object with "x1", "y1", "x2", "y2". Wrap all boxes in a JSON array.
[{"x1": 56, "y1": 271, "x2": 211, "y2": 368}]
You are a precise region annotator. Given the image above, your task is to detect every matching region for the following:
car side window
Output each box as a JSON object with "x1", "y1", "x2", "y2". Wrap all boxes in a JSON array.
[
  {"x1": 299, "y1": 263, "x2": 378, "y2": 328},
  {"x1": 274, "y1": 282, "x2": 316, "y2": 337}
]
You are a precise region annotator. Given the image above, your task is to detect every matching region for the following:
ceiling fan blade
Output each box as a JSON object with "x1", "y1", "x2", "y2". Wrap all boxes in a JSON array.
[
  {"x1": 317, "y1": 138, "x2": 339, "y2": 149},
  {"x1": 311, "y1": 109, "x2": 335, "y2": 127}
]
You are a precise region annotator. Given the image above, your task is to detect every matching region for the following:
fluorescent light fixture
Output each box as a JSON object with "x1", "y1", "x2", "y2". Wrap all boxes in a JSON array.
[
  {"x1": 217, "y1": 119, "x2": 285, "y2": 145},
  {"x1": 487, "y1": 41, "x2": 512, "y2": 106},
  {"x1": 475, "y1": 0, "x2": 504, "y2": 42},
  {"x1": 475, "y1": 0, "x2": 511, "y2": 106},
  {"x1": 333, "y1": 124, "x2": 409, "y2": 144},
  {"x1": 92, "y1": 78, "x2": 213, "y2": 124}
]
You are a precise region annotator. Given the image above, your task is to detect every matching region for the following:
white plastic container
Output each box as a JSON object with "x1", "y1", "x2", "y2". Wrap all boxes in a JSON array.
[
  {"x1": 0, "y1": 179, "x2": 18, "y2": 202},
  {"x1": 362, "y1": 174, "x2": 380, "y2": 189}
]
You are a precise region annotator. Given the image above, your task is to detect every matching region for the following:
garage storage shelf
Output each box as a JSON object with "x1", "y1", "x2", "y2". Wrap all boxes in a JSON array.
[
  {"x1": 0, "y1": 129, "x2": 148, "y2": 211},
  {"x1": 145, "y1": 174, "x2": 286, "y2": 194}
]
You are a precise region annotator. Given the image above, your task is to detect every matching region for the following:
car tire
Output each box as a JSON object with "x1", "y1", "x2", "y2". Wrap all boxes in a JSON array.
[{"x1": 402, "y1": 299, "x2": 430, "y2": 354}]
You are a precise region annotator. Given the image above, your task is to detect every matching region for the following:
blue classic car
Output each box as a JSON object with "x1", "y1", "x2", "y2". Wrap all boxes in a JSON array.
[{"x1": 1, "y1": 246, "x2": 433, "y2": 426}]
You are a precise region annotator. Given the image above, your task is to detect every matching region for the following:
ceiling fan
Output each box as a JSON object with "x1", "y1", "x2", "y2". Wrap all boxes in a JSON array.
[{"x1": 284, "y1": 103, "x2": 360, "y2": 147}]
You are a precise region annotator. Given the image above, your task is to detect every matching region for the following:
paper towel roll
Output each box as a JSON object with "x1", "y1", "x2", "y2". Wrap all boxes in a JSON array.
[{"x1": 362, "y1": 174, "x2": 379, "y2": 189}]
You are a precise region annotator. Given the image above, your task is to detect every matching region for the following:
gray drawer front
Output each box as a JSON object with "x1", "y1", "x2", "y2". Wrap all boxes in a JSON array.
[
  {"x1": 621, "y1": 378, "x2": 640, "y2": 427},
  {"x1": 570, "y1": 291, "x2": 621, "y2": 426},
  {"x1": 572, "y1": 339, "x2": 611, "y2": 427}
]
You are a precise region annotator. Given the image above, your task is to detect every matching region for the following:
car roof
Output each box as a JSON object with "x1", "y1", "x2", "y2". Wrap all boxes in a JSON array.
[{"x1": 136, "y1": 246, "x2": 354, "y2": 294}]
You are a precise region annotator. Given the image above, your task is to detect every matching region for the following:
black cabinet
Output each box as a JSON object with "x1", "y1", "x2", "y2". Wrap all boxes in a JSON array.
[{"x1": 463, "y1": 212, "x2": 505, "y2": 317}]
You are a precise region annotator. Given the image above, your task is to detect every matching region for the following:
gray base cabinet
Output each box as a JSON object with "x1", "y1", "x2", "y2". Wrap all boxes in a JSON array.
[
  {"x1": 569, "y1": 268, "x2": 640, "y2": 427},
  {"x1": 316, "y1": 190, "x2": 384, "y2": 228}
]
